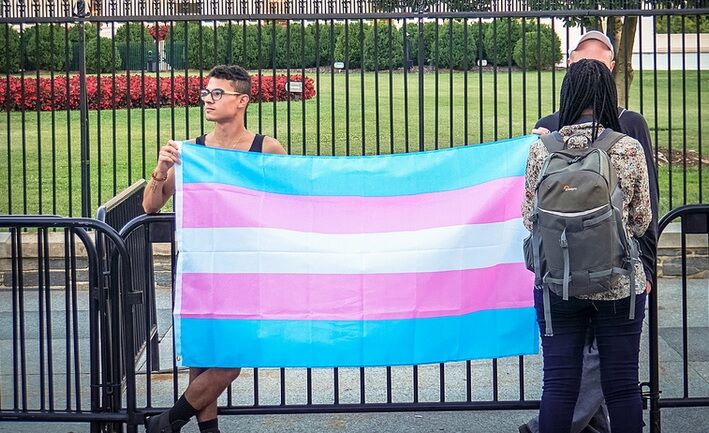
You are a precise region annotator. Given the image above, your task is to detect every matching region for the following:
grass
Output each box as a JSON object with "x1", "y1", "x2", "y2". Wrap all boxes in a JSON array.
[{"x1": 0, "y1": 69, "x2": 707, "y2": 216}]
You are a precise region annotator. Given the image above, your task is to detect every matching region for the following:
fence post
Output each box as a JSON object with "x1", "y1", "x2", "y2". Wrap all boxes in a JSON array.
[
  {"x1": 74, "y1": 0, "x2": 91, "y2": 217},
  {"x1": 649, "y1": 274, "x2": 662, "y2": 433},
  {"x1": 417, "y1": 8, "x2": 425, "y2": 152}
]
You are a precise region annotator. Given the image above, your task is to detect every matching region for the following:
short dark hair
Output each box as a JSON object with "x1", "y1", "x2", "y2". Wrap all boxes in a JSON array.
[
  {"x1": 208, "y1": 65, "x2": 251, "y2": 97},
  {"x1": 558, "y1": 59, "x2": 622, "y2": 140}
]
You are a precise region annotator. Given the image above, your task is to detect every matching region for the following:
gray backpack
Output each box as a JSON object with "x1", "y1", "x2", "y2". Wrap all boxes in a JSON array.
[{"x1": 524, "y1": 129, "x2": 641, "y2": 336}]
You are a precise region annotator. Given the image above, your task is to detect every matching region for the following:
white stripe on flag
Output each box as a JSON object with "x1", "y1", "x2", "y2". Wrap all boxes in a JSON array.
[{"x1": 178, "y1": 219, "x2": 528, "y2": 274}]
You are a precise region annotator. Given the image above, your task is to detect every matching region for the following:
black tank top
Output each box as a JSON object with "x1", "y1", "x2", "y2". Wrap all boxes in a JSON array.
[{"x1": 194, "y1": 133, "x2": 264, "y2": 153}]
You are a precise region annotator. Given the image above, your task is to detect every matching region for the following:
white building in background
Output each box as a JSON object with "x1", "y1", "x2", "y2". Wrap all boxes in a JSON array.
[{"x1": 550, "y1": 17, "x2": 709, "y2": 70}]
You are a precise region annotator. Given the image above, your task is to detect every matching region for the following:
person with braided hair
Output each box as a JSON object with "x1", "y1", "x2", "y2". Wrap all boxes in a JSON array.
[
  {"x1": 521, "y1": 58, "x2": 652, "y2": 433},
  {"x1": 521, "y1": 31, "x2": 658, "y2": 433}
]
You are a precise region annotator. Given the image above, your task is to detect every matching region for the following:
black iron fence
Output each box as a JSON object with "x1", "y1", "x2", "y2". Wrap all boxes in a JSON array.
[
  {"x1": 1, "y1": 2, "x2": 708, "y2": 218},
  {"x1": 2, "y1": 0, "x2": 656, "y2": 19},
  {"x1": 648, "y1": 204, "x2": 709, "y2": 432},
  {"x1": 96, "y1": 179, "x2": 161, "y2": 379},
  {"x1": 0, "y1": 216, "x2": 139, "y2": 432},
  {"x1": 0, "y1": 202, "x2": 708, "y2": 432}
]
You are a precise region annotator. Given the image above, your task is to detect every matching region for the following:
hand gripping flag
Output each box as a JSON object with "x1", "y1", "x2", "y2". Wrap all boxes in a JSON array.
[{"x1": 174, "y1": 135, "x2": 539, "y2": 368}]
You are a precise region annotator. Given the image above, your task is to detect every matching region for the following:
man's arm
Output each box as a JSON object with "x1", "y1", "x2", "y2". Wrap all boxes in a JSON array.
[
  {"x1": 143, "y1": 140, "x2": 181, "y2": 213},
  {"x1": 620, "y1": 111, "x2": 659, "y2": 283}
]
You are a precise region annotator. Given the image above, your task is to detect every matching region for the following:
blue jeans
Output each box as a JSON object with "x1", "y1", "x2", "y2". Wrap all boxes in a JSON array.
[
  {"x1": 534, "y1": 289, "x2": 646, "y2": 433},
  {"x1": 525, "y1": 332, "x2": 610, "y2": 433}
]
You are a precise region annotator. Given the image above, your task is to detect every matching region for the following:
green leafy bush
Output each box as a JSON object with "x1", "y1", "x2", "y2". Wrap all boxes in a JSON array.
[
  {"x1": 25, "y1": 24, "x2": 71, "y2": 71},
  {"x1": 0, "y1": 25, "x2": 20, "y2": 73},
  {"x1": 86, "y1": 37, "x2": 123, "y2": 73},
  {"x1": 432, "y1": 20, "x2": 487, "y2": 69},
  {"x1": 364, "y1": 22, "x2": 403, "y2": 70},
  {"x1": 215, "y1": 23, "x2": 274, "y2": 70},
  {"x1": 513, "y1": 27, "x2": 563, "y2": 70},
  {"x1": 114, "y1": 22, "x2": 150, "y2": 44},
  {"x1": 274, "y1": 23, "x2": 316, "y2": 69},
  {"x1": 483, "y1": 19, "x2": 522, "y2": 66},
  {"x1": 334, "y1": 23, "x2": 369, "y2": 69},
  {"x1": 165, "y1": 22, "x2": 217, "y2": 70}
]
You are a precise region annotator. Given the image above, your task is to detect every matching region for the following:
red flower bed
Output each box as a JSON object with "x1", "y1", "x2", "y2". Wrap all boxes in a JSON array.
[
  {"x1": 0, "y1": 74, "x2": 316, "y2": 112},
  {"x1": 148, "y1": 24, "x2": 170, "y2": 41}
]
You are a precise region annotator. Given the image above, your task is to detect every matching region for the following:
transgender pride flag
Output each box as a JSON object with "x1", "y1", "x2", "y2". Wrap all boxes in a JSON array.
[{"x1": 174, "y1": 135, "x2": 539, "y2": 368}]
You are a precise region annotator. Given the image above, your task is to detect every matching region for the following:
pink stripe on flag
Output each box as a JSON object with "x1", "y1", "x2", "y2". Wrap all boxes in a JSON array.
[
  {"x1": 177, "y1": 263, "x2": 533, "y2": 321},
  {"x1": 181, "y1": 176, "x2": 525, "y2": 233}
]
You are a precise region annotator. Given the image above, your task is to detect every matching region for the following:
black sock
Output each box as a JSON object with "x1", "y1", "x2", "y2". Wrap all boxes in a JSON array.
[
  {"x1": 198, "y1": 418, "x2": 219, "y2": 432},
  {"x1": 168, "y1": 394, "x2": 199, "y2": 425}
]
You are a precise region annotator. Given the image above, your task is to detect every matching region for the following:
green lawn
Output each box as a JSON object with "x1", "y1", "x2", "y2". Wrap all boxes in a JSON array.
[{"x1": 0, "y1": 69, "x2": 706, "y2": 216}]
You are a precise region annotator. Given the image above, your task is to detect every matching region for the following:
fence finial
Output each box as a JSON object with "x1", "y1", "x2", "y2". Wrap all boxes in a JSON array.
[{"x1": 73, "y1": 0, "x2": 90, "y2": 18}]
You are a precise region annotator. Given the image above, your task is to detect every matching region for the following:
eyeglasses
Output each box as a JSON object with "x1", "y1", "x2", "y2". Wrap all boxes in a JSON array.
[{"x1": 199, "y1": 88, "x2": 245, "y2": 102}]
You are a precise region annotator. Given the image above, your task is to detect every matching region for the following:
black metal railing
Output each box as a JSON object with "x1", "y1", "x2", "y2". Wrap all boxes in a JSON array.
[
  {"x1": 96, "y1": 180, "x2": 161, "y2": 379},
  {"x1": 118, "y1": 211, "x2": 176, "y2": 411},
  {"x1": 0, "y1": 216, "x2": 139, "y2": 432},
  {"x1": 0, "y1": 204, "x2": 708, "y2": 432},
  {"x1": 3, "y1": 0, "x2": 679, "y2": 19},
  {"x1": 647, "y1": 204, "x2": 709, "y2": 431},
  {"x1": 1, "y1": 3, "x2": 707, "y2": 218}
]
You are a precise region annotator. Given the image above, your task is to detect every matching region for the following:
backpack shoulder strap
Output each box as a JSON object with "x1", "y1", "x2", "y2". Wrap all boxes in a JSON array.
[
  {"x1": 539, "y1": 131, "x2": 566, "y2": 153},
  {"x1": 591, "y1": 129, "x2": 626, "y2": 153}
]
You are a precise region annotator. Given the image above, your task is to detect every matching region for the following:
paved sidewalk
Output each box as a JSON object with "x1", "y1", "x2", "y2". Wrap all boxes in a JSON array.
[{"x1": 1, "y1": 277, "x2": 707, "y2": 433}]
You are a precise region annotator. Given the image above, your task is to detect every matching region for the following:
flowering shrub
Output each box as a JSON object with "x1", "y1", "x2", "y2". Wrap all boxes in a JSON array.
[
  {"x1": 0, "y1": 74, "x2": 316, "y2": 112},
  {"x1": 148, "y1": 24, "x2": 170, "y2": 41}
]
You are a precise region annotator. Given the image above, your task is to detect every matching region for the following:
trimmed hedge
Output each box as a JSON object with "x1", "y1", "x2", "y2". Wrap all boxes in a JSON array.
[
  {"x1": 315, "y1": 22, "x2": 344, "y2": 66},
  {"x1": 86, "y1": 37, "x2": 123, "y2": 74},
  {"x1": 364, "y1": 22, "x2": 404, "y2": 71},
  {"x1": 114, "y1": 22, "x2": 151, "y2": 45},
  {"x1": 165, "y1": 22, "x2": 218, "y2": 70},
  {"x1": 402, "y1": 21, "x2": 439, "y2": 65},
  {"x1": 433, "y1": 20, "x2": 487, "y2": 69},
  {"x1": 513, "y1": 27, "x2": 562, "y2": 70},
  {"x1": 5, "y1": 20, "x2": 562, "y2": 73},
  {"x1": 656, "y1": 15, "x2": 709, "y2": 34},
  {"x1": 0, "y1": 25, "x2": 20, "y2": 73},
  {"x1": 215, "y1": 23, "x2": 273, "y2": 70},
  {"x1": 334, "y1": 23, "x2": 369, "y2": 69},
  {"x1": 275, "y1": 23, "x2": 316, "y2": 69},
  {"x1": 25, "y1": 24, "x2": 71, "y2": 71},
  {"x1": 483, "y1": 19, "x2": 523, "y2": 66},
  {"x1": 68, "y1": 23, "x2": 99, "y2": 45}
]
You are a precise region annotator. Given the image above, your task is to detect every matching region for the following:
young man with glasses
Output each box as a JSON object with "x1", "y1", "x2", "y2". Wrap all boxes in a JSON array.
[{"x1": 143, "y1": 64, "x2": 285, "y2": 433}]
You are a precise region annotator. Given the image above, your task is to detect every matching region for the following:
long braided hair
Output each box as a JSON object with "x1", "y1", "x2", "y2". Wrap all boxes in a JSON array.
[{"x1": 558, "y1": 59, "x2": 622, "y2": 141}]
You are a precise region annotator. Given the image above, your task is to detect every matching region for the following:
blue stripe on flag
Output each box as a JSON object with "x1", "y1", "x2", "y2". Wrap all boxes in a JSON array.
[
  {"x1": 179, "y1": 135, "x2": 537, "y2": 196},
  {"x1": 176, "y1": 307, "x2": 539, "y2": 368}
]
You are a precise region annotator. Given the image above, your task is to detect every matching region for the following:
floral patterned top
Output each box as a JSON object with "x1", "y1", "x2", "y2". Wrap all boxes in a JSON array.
[{"x1": 522, "y1": 122, "x2": 652, "y2": 300}]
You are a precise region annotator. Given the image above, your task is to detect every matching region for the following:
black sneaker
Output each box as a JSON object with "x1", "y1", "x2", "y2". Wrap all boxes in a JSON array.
[
  {"x1": 518, "y1": 424, "x2": 533, "y2": 433},
  {"x1": 146, "y1": 411, "x2": 186, "y2": 433}
]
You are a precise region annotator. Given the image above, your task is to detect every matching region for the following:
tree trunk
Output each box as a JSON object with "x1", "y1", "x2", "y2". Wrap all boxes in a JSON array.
[
  {"x1": 613, "y1": 16, "x2": 638, "y2": 108},
  {"x1": 605, "y1": 16, "x2": 621, "y2": 48}
]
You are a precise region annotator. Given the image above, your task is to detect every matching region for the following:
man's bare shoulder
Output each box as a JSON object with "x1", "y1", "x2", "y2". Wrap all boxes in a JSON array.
[{"x1": 262, "y1": 136, "x2": 287, "y2": 155}]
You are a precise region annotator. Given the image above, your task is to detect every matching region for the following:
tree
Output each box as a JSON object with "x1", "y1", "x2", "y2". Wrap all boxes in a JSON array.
[{"x1": 527, "y1": 0, "x2": 704, "y2": 105}]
